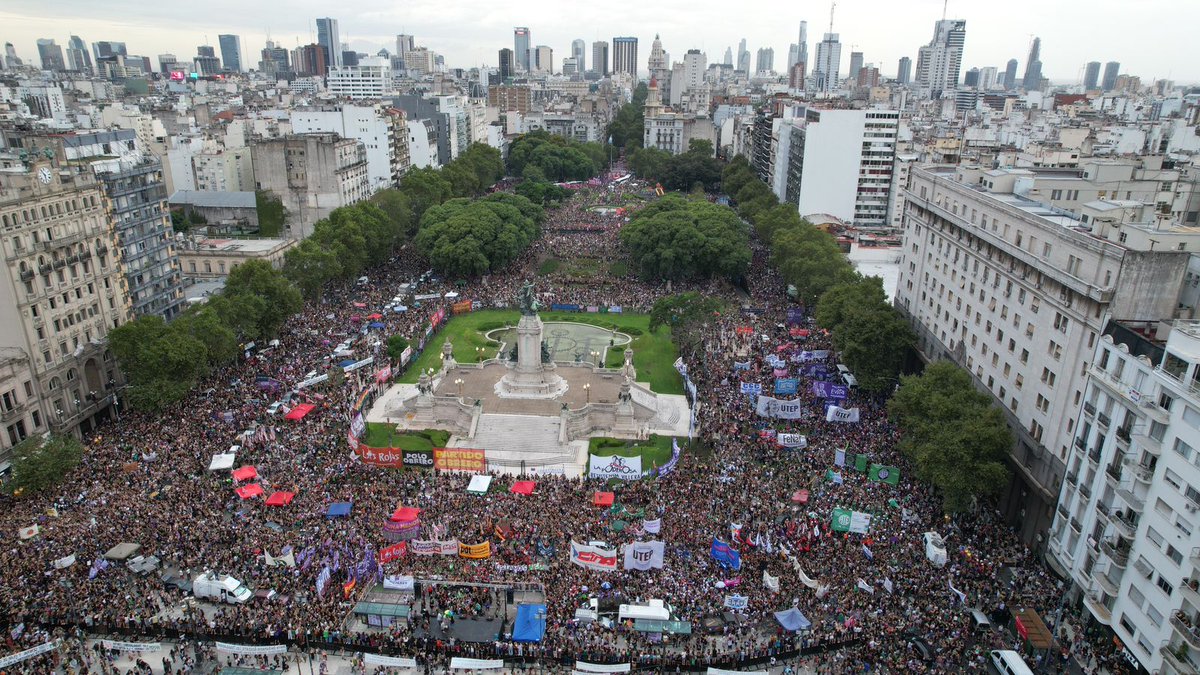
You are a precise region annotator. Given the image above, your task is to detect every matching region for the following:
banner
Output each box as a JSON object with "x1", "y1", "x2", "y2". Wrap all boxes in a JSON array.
[
  {"x1": 755, "y1": 396, "x2": 805, "y2": 419},
  {"x1": 18, "y1": 524, "x2": 39, "y2": 540},
  {"x1": 452, "y1": 300, "x2": 474, "y2": 314},
  {"x1": 378, "y1": 543, "x2": 407, "y2": 564},
  {"x1": 589, "y1": 454, "x2": 643, "y2": 481},
  {"x1": 869, "y1": 464, "x2": 901, "y2": 485},
  {"x1": 798, "y1": 363, "x2": 827, "y2": 377},
  {"x1": 402, "y1": 449, "x2": 435, "y2": 468},
  {"x1": 52, "y1": 554, "x2": 76, "y2": 569},
  {"x1": 399, "y1": 346, "x2": 413, "y2": 365},
  {"x1": 733, "y1": 361, "x2": 751, "y2": 371},
  {"x1": 570, "y1": 541, "x2": 618, "y2": 571},
  {"x1": 458, "y1": 541, "x2": 492, "y2": 560},
  {"x1": 812, "y1": 381, "x2": 849, "y2": 400},
  {"x1": 101, "y1": 640, "x2": 161, "y2": 652},
  {"x1": 355, "y1": 445, "x2": 406, "y2": 468},
  {"x1": 0, "y1": 640, "x2": 59, "y2": 667},
  {"x1": 774, "y1": 378, "x2": 799, "y2": 395},
  {"x1": 450, "y1": 658, "x2": 504, "y2": 670},
  {"x1": 777, "y1": 433, "x2": 807, "y2": 448},
  {"x1": 786, "y1": 307, "x2": 805, "y2": 325},
  {"x1": 642, "y1": 518, "x2": 662, "y2": 534},
  {"x1": 365, "y1": 654, "x2": 419, "y2": 668},
  {"x1": 264, "y1": 551, "x2": 296, "y2": 568},
  {"x1": 576, "y1": 662, "x2": 632, "y2": 673},
  {"x1": 825, "y1": 406, "x2": 860, "y2": 423},
  {"x1": 350, "y1": 412, "x2": 366, "y2": 440},
  {"x1": 710, "y1": 538, "x2": 741, "y2": 570},
  {"x1": 723, "y1": 594, "x2": 749, "y2": 609},
  {"x1": 736, "y1": 326, "x2": 753, "y2": 336},
  {"x1": 410, "y1": 539, "x2": 459, "y2": 555},
  {"x1": 622, "y1": 541, "x2": 666, "y2": 570},
  {"x1": 739, "y1": 382, "x2": 762, "y2": 395},
  {"x1": 383, "y1": 575, "x2": 415, "y2": 591},
  {"x1": 434, "y1": 447, "x2": 486, "y2": 473},
  {"x1": 763, "y1": 571, "x2": 780, "y2": 592},
  {"x1": 831, "y1": 509, "x2": 872, "y2": 534},
  {"x1": 215, "y1": 643, "x2": 287, "y2": 656}
]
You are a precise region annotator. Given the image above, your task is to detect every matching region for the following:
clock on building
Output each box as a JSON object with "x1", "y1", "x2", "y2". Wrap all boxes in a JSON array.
[{"x1": 37, "y1": 167, "x2": 52, "y2": 184}]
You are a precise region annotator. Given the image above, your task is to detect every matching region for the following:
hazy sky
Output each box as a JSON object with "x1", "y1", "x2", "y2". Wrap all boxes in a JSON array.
[{"x1": 2, "y1": 0, "x2": 1195, "y2": 83}]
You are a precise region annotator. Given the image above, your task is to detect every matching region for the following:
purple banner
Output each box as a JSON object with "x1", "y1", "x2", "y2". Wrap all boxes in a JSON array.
[
  {"x1": 798, "y1": 364, "x2": 828, "y2": 377},
  {"x1": 786, "y1": 307, "x2": 805, "y2": 325},
  {"x1": 812, "y1": 381, "x2": 849, "y2": 400}
]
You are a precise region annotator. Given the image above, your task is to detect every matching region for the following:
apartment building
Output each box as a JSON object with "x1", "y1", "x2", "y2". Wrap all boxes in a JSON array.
[
  {"x1": 896, "y1": 164, "x2": 1194, "y2": 546},
  {"x1": 326, "y1": 57, "x2": 394, "y2": 100},
  {"x1": 290, "y1": 103, "x2": 411, "y2": 191},
  {"x1": 251, "y1": 133, "x2": 370, "y2": 238}
]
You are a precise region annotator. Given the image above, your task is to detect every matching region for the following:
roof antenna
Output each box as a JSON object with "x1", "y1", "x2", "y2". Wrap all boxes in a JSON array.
[
  {"x1": 943, "y1": 0, "x2": 948, "y2": 20},
  {"x1": 829, "y1": 1, "x2": 836, "y2": 34}
]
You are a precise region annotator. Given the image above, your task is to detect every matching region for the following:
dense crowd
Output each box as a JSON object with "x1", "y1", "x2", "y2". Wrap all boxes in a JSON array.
[{"x1": 0, "y1": 174, "x2": 1109, "y2": 674}]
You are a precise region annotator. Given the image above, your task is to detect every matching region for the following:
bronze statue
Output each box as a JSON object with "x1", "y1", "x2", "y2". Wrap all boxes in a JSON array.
[{"x1": 517, "y1": 280, "x2": 540, "y2": 316}]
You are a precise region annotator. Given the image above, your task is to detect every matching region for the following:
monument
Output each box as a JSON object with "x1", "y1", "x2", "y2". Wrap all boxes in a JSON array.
[{"x1": 496, "y1": 280, "x2": 569, "y2": 398}]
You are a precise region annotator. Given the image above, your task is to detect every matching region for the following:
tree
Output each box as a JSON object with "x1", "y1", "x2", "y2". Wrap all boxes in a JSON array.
[
  {"x1": 650, "y1": 292, "x2": 725, "y2": 355},
  {"x1": 222, "y1": 259, "x2": 302, "y2": 339},
  {"x1": 628, "y1": 146, "x2": 671, "y2": 183},
  {"x1": 108, "y1": 315, "x2": 213, "y2": 412},
  {"x1": 173, "y1": 305, "x2": 238, "y2": 367},
  {"x1": 255, "y1": 190, "x2": 286, "y2": 237},
  {"x1": 415, "y1": 194, "x2": 542, "y2": 278},
  {"x1": 607, "y1": 83, "x2": 648, "y2": 149},
  {"x1": 284, "y1": 239, "x2": 344, "y2": 299},
  {"x1": 399, "y1": 168, "x2": 453, "y2": 224},
  {"x1": 888, "y1": 362, "x2": 1013, "y2": 513},
  {"x1": 816, "y1": 277, "x2": 885, "y2": 332},
  {"x1": 7, "y1": 434, "x2": 83, "y2": 497},
  {"x1": 620, "y1": 195, "x2": 750, "y2": 281},
  {"x1": 831, "y1": 305, "x2": 914, "y2": 392},
  {"x1": 515, "y1": 180, "x2": 570, "y2": 206},
  {"x1": 387, "y1": 335, "x2": 411, "y2": 362},
  {"x1": 771, "y1": 225, "x2": 858, "y2": 305},
  {"x1": 721, "y1": 155, "x2": 756, "y2": 197}
]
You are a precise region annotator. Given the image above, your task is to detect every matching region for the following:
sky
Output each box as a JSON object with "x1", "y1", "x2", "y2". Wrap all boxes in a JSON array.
[{"x1": 2, "y1": 0, "x2": 1196, "y2": 83}]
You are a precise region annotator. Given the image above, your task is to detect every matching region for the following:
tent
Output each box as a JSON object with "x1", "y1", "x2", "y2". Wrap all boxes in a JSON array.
[
  {"x1": 791, "y1": 490, "x2": 809, "y2": 504},
  {"x1": 326, "y1": 502, "x2": 352, "y2": 518},
  {"x1": 265, "y1": 491, "x2": 295, "y2": 507},
  {"x1": 208, "y1": 453, "x2": 236, "y2": 471},
  {"x1": 467, "y1": 475, "x2": 492, "y2": 495},
  {"x1": 391, "y1": 506, "x2": 421, "y2": 522},
  {"x1": 103, "y1": 542, "x2": 141, "y2": 561},
  {"x1": 284, "y1": 403, "x2": 316, "y2": 421},
  {"x1": 773, "y1": 607, "x2": 811, "y2": 631},
  {"x1": 352, "y1": 302, "x2": 367, "y2": 308},
  {"x1": 369, "y1": 322, "x2": 385, "y2": 330},
  {"x1": 235, "y1": 484, "x2": 264, "y2": 500},
  {"x1": 513, "y1": 604, "x2": 547, "y2": 642},
  {"x1": 593, "y1": 492, "x2": 615, "y2": 507},
  {"x1": 510, "y1": 481, "x2": 536, "y2": 495},
  {"x1": 231, "y1": 466, "x2": 258, "y2": 482},
  {"x1": 366, "y1": 313, "x2": 383, "y2": 320}
]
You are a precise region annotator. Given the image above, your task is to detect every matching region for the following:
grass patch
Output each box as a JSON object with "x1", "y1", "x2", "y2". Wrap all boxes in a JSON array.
[
  {"x1": 362, "y1": 424, "x2": 450, "y2": 450},
  {"x1": 398, "y1": 310, "x2": 683, "y2": 394},
  {"x1": 589, "y1": 435, "x2": 679, "y2": 469},
  {"x1": 609, "y1": 261, "x2": 629, "y2": 277},
  {"x1": 537, "y1": 259, "x2": 560, "y2": 276}
]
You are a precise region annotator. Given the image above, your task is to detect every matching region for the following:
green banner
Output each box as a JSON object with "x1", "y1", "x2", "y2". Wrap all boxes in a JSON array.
[
  {"x1": 869, "y1": 464, "x2": 901, "y2": 485},
  {"x1": 831, "y1": 508, "x2": 853, "y2": 532},
  {"x1": 855, "y1": 454, "x2": 869, "y2": 472}
]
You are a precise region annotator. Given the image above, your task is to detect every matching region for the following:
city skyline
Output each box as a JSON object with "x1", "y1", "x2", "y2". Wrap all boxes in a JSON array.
[{"x1": 1, "y1": 0, "x2": 1196, "y2": 82}]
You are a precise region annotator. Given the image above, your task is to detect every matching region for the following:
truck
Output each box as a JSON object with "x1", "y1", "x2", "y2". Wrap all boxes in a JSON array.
[{"x1": 192, "y1": 570, "x2": 253, "y2": 604}]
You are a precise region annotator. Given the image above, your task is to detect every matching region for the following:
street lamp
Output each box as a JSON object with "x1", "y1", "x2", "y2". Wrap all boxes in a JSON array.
[
  {"x1": 455, "y1": 378, "x2": 464, "y2": 397},
  {"x1": 583, "y1": 383, "x2": 591, "y2": 404},
  {"x1": 476, "y1": 346, "x2": 485, "y2": 361},
  {"x1": 590, "y1": 350, "x2": 600, "y2": 366}
]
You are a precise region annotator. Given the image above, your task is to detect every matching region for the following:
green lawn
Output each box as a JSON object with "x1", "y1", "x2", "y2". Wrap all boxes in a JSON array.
[
  {"x1": 589, "y1": 435, "x2": 680, "y2": 470},
  {"x1": 361, "y1": 424, "x2": 449, "y2": 450},
  {"x1": 397, "y1": 310, "x2": 683, "y2": 394}
]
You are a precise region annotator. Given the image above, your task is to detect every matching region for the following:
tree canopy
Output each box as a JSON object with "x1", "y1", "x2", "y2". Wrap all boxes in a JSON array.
[
  {"x1": 649, "y1": 292, "x2": 725, "y2": 356},
  {"x1": 507, "y1": 131, "x2": 607, "y2": 182},
  {"x1": 415, "y1": 193, "x2": 543, "y2": 278},
  {"x1": 6, "y1": 434, "x2": 83, "y2": 497},
  {"x1": 620, "y1": 195, "x2": 750, "y2": 281},
  {"x1": 515, "y1": 180, "x2": 571, "y2": 206},
  {"x1": 629, "y1": 140, "x2": 722, "y2": 193},
  {"x1": 888, "y1": 361, "x2": 1013, "y2": 514},
  {"x1": 607, "y1": 82, "x2": 648, "y2": 149}
]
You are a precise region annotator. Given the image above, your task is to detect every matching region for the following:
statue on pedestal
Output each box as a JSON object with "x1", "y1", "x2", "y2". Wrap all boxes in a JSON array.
[
  {"x1": 441, "y1": 340, "x2": 456, "y2": 372},
  {"x1": 517, "y1": 280, "x2": 541, "y2": 316},
  {"x1": 620, "y1": 348, "x2": 636, "y2": 381}
]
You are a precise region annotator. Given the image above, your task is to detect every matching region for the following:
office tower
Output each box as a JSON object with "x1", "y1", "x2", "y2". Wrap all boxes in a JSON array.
[
  {"x1": 292, "y1": 44, "x2": 327, "y2": 76},
  {"x1": 756, "y1": 48, "x2": 774, "y2": 74},
  {"x1": 798, "y1": 21, "x2": 808, "y2": 66},
  {"x1": 1102, "y1": 61, "x2": 1120, "y2": 91},
  {"x1": 813, "y1": 33, "x2": 841, "y2": 92},
  {"x1": 3, "y1": 43, "x2": 21, "y2": 69},
  {"x1": 498, "y1": 48, "x2": 514, "y2": 79},
  {"x1": 737, "y1": 39, "x2": 750, "y2": 72},
  {"x1": 66, "y1": 35, "x2": 92, "y2": 72},
  {"x1": 36, "y1": 39, "x2": 65, "y2": 71},
  {"x1": 316, "y1": 17, "x2": 341, "y2": 68},
  {"x1": 1022, "y1": 37, "x2": 1042, "y2": 90},
  {"x1": 259, "y1": 42, "x2": 290, "y2": 75},
  {"x1": 789, "y1": 62, "x2": 806, "y2": 89},
  {"x1": 198, "y1": 45, "x2": 215, "y2": 58},
  {"x1": 977, "y1": 66, "x2": 998, "y2": 90},
  {"x1": 396, "y1": 35, "x2": 415, "y2": 56},
  {"x1": 1003, "y1": 59, "x2": 1018, "y2": 89},
  {"x1": 326, "y1": 56, "x2": 392, "y2": 98},
  {"x1": 915, "y1": 19, "x2": 966, "y2": 98},
  {"x1": 723, "y1": 47, "x2": 733, "y2": 66},
  {"x1": 897, "y1": 56, "x2": 912, "y2": 85},
  {"x1": 1083, "y1": 61, "x2": 1101, "y2": 90},
  {"x1": 195, "y1": 47, "x2": 221, "y2": 75},
  {"x1": 592, "y1": 41, "x2": 609, "y2": 76},
  {"x1": 963, "y1": 67, "x2": 979, "y2": 87},
  {"x1": 572, "y1": 39, "x2": 586, "y2": 74},
  {"x1": 218, "y1": 34, "x2": 242, "y2": 72},
  {"x1": 612, "y1": 37, "x2": 638, "y2": 79},
  {"x1": 92, "y1": 41, "x2": 127, "y2": 65},
  {"x1": 788, "y1": 44, "x2": 800, "y2": 70},
  {"x1": 514, "y1": 27, "x2": 531, "y2": 72},
  {"x1": 158, "y1": 54, "x2": 177, "y2": 74},
  {"x1": 562, "y1": 57, "x2": 578, "y2": 75},
  {"x1": 534, "y1": 45, "x2": 553, "y2": 74},
  {"x1": 847, "y1": 51, "x2": 863, "y2": 82}
]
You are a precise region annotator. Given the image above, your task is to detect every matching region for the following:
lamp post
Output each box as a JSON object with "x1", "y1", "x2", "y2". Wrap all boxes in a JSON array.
[
  {"x1": 455, "y1": 378, "x2": 464, "y2": 397},
  {"x1": 476, "y1": 346, "x2": 485, "y2": 362},
  {"x1": 590, "y1": 350, "x2": 600, "y2": 367},
  {"x1": 583, "y1": 383, "x2": 591, "y2": 404}
]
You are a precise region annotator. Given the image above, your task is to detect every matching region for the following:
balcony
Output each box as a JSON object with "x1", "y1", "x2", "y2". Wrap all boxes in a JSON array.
[
  {"x1": 1057, "y1": 503, "x2": 1070, "y2": 519},
  {"x1": 1172, "y1": 613, "x2": 1200, "y2": 650},
  {"x1": 1183, "y1": 580, "x2": 1200, "y2": 610},
  {"x1": 1084, "y1": 590, "x2": 1113, "y2": 625},
  {"x1": 1098, "y1": 412, "x2": 1112, "y2": 428},
  {"x1": 1133, "y1": 463, "x2": 1155, "y2": 486},
  {"x1": 1105, "y1": 463, "x2": 1123, "y2": 484},
  {"x1": 1116, "y1": 426, "x2": 1132, "y2": 443},
  {"x1": 1100, "y1": 540, "x2": 1130, "y2": 568},
  {"x1": 1080, "y1": 483, "x2": 1093, "y2": 500},
  {"x1": 1112, "y1": 512, "x2": 1139, "y2": 538},
  {"x1": 1070, "y1": 517, "x2": 1083, "y2": 533},
  {"x1": 1074, "y1": 436, "x2": 1086, "y2": 450},
  {"x1": 1133, "y1": 428, "x2": 1163, "y2": 456},
  {"x1": 1095, "y1": 567, "x2": 1122, "y2": 595},
  {"x1": 1067, "y1": 471, "x2": 1079, "y2": 485},
  {"x1": 1117, "y1": 486, "x2": 1145, "y2": 512},
  {"x1": 1088, "y1": 446, "x2": 1103, "y2": 464},
  {"x1": 1084, "y1": 401, "x2": 1097, "y2": 417},
  {"x1": 1160, "y1": 643, "x2": 1200, "y2": 675}
]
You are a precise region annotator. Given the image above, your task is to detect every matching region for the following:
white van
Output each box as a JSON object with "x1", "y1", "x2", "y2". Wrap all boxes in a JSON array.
[
  {"x1": 356, "y1": 276, "x2": 370, "y2": 286},
  {"x1": 970, "y1": 609, "x2": 992, "y2": 633},
  {"x1": 836, "y1": 364, "x2": 851, "y2": 376},
  {"x1": 618, "y1": 599, "x2": 670, "y2": 622},
  {"x1": 842, "y1": 372, "x2": 859, "y2": 389},
  {"x1": 989, "y1": 650, "x2": 1034, "y2": 675}
]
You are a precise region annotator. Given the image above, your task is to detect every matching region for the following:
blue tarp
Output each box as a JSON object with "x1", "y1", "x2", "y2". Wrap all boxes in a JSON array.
[
  {"x1": 369, "y1": 322, "x2": 385, "y2": 329},
  {"x1": 326, "y1": 502, "x2": 352, "y2": 518},
  {"x1": 338, "y1": 359, "x2": 356, "y2": 369},
  {"x1": 773, "y1": 607, "x2": 811, "y2": 631},
  {"x1": 513, "y1": 604, "x2": 546, "y2": 642}
]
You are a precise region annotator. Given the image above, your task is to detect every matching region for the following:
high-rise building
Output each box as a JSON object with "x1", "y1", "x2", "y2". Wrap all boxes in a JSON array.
[
  {"x1": 789, "y1": 62, "x2": 806, "y2": 89},
  {"x1": 197, "y1": 45, "x2": 215, "y2": 58},
  {"x1": 513, "y1": 27, "x2": 531, "y2": 73},
  {"x1": 260, "y1": 41, "x2": 290, "y2": 75},
  {"x1": 612, "y1": 37, "x2": 638, "y2": 79},
  {"x1": 218, "y1": 34, "x2": 242, "y2": 72},
  {"x1": 571, "y1": 39, "x2": 586, "y2": 75},
  {"x1": 498, "y1": 48, "x2": 515, "y2": 79},
  {"x1": 592, "y1": 41, "x2": 609, "y2": 76},
  {"x1": 813, "y1": 33, "x2": 841, "y2": 93},
  {"x1": 65, "y1": 36, "x2": 91, "y2": 72},
  {"x1": 4, "y1": 43, "x2": 22, "y2": 69},
  {"x1": 648, "y1": 34, "x2": 669, "y2": 82},
  {"x1": 534, "y1": 45, "x2": 553, "y2": 74},
  {"x1": 1022, "y1": 37, "x2": 1042, "y2": 90},
  {"x1": 291, "y1": 103, "x2": 412, "y2": 191},
  {"x1": 977, "y1": 66, "x2": 998, "y2": 90},
  {"x1": 1102, "y1": 61, "x2": 1120, "y2": 91},
  {"x1": 396, "y1": 34, "x2": 415, "y2": 61},
  {"x1": 723, "y1": 47, "x2": 733, "y2": 67},
  {"x1": 327, "y1": 56, "x2": 393, "y2": 99},
  {"x1": 755, "y1": 48, "x2": 774, "y2": 74},
  {"x1": 798, "y1": 21, "x2": 808, "y2": 66},
  {"x1": 915, "y1": 19, "x2": 966, "y2": 98},
  {"x1": 1003, "y1": 59, "x2": 1018, "y2": 90},
  {"x1": 292, "y1": 43, "x2": 327, "y2": 77},
  {"x1": 158, "y1": 54, "x2": 178, "y2": 75},
  {"x1": 251, "y1": 133, "x2": 370, "y2": 238},
  {"x1": 897, "y1": 56, "x2": 912, "y2": 85},
  {"x1": 1083, "y1": 61, "x2": 1101, "y2": 90},
  {"x1": 736, "y1": 39, "x2": 750, "y2": 73},
  {"x1": 92, "y1": 41, "x2": 127, "y2": 63},
  {"x1": 316, "y1": 17, "x2": 341, "y2": 69},
  {"x1": 963, "y1": 67, "x2": 979, "y2": 88},
  {"x1": 195, "y1": 46, "x2": 220, "y2": 76},
  {"x1": 36, "y1": 39, "x2": 65, "y2": 71},
  {"x1": 847, "y1": 51, "x2": 863, "y2": 82}
]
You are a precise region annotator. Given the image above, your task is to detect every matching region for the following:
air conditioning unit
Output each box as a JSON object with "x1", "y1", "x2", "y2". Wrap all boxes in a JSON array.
[{"x1": 1188, "y1": 503, "x2": 1198, "y2": 514}]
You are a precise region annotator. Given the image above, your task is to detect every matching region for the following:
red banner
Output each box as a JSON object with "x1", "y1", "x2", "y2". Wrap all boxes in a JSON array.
[
  {"x1": 1015, "y1": 616, "x2": 1029, "y2": 640},
  {"x1": 379, "y1": 542, "x2": 407, "y2": 564},
  {"x1": 736, "y1": 326, "x2": 753, "y2": 336},
  {"x1": 355, "y1": 444, "x2": 405, "y2": 468},
  {"x1": 452, "y1": 300, "x2": 473, "y2": 315},
  {"x1": 433, "y1": 447, "x2": 486, "y2": 472}
]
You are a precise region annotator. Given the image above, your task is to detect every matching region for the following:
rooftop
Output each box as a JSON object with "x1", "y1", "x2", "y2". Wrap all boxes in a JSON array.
[
  {"x1": 187, "y1": 237, "x2": 290, "y2": 254},
  {"x1": 169, "y1": 190, "x2": 256, "y2": 209}
]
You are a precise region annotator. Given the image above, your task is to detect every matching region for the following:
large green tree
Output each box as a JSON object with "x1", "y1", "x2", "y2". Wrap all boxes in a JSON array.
[
  {"x1": 888, "y1": 362, "x2": 1013, "y2": 513},
  {"x1": 650, "y1": 292, "x2": 725, "y2": 355},
  {"x1": 507, "y1": 131, "x2": 605, "y2": 182},
  {"x1": 771, "y1": 225, "x2": 858, "y2": 304},
  {"x1": 221, "y1": 259, "x2": 302, "y2": 339},
  {"x1": 415, "y1": 194, "x2": 543, "y2": 278},
  {"x1": 620, "y1": 195, "x2": 750, "y2": 281},
  {"x1": 284, "y1": 239, "x2": 344, "y2": 299},
  {"x1": 7, "y1": 434, "x2": 83, "y2": 497},
  {"x1": 607, "y1": 82, "x2": 648, "y2": 149}
]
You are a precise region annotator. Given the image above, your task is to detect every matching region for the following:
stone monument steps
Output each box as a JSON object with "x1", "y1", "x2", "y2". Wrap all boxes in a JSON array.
[{"x1": 470, "y1": 414, "x2": 565, "y2": 458}]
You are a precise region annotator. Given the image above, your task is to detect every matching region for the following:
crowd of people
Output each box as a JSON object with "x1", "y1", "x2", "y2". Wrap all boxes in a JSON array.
[{"x1": 0, "y1": 172, "x2": 1124, "y2": 674}]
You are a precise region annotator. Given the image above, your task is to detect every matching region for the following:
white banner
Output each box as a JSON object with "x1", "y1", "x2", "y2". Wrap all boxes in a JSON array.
[
  {"x1": 708, "y1": 669, "x2": 768, "y2": 675},
  {"x1": 576, "y1": 662, "x2": 632, "y2": 673},
  {"x1": 17, "y1": 524, "x2": 39, "y2": 540},
  {"x1": 763, "y1": 571, "x2": 780, "y2": 593},
  {"x1": 825, "y1": 406, "x2": 860, "y2": 423},
  {"x1": 264, "y1": 551, "x2": 296, "y2": 568},
  {"x1": 570, "y1": 541, "x2": 619, "y2": 571},
  {"x1": 52, "y1": 554, "x2": 76, "y2": 569},
  {"x1": 101, "y1": 640, "x2": 161, "y2": 652},
  {"x1": 0, "y1": 640, "x2": 59, "y2": 667},
  {"x1": 215, "y1": 642, "x2": 287, "y2": 655},
  {"x1": 642, "y1": 518, "x2": 661, "y2": 534},
  {"x1": 849, "y1": 511, "x2": 872, "y2": 534},
  {"x1": 777, "y1": 433, "x2": 807, "y2": 448},
  {"x1": 450, "y1": 657, "x2": 504, "y2": 670},
  {"x1": 723, "y1": 594, "x2": 749, "y2": 609},
  {"x1": 755, "y1": 396, "x2": 805, "y2": 419},
  {"x1": 796, "y1": 565, "x2": 821, "y2": 590},
  {"x1": 410, "y1": 539, "x2": 459, "y2": 555},
  {"x1": 384, "y1": 575, "x2": 415, "y2": 591},
  {"x1": 365, "y1": 653, "x2": 419, "y2": 668},
  {"x1": 622, "y1": 541, "x2": 665, "y2": 571},
  {"x1": 589, "y1": 454, "x2": 643, "y2": 481}
]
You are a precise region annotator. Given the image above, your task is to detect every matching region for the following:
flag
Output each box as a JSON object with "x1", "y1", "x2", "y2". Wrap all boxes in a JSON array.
[
  {"x1": 862, "y1": 544, "x2": 873, "y2": 561},
  {"x1": 710, "y1": 537, "x2": 741, "y2": 570},
  {"x1": 643, "y1": 518, "x2": 662, "y2": 534},
  {"x1": 949, "y1": 579, "x2": 967, "y2": 605},
  {"x1": 343, "y1": 577, "x2": 357, "y2": 599},
  {"x1": 88, "y1": 558, "x2": 109, "y2": 580},
  {"x1": 763, "y1": 571, "x2": 780, "y2": 592},
  {"x1": 316, "y1": 565, "x2": 331, "y2": 598},
  {"x1": 882, "y1": 578, "x2": 894, "y2": 594},
  {"x1": 869, "y1": 464, "x2": 901, "y2": 485},
  {"x1": 856, "y1": 578, "x2": 874, "y2": 594},
  {"x1": 834, "y1": 447, "x2": 846, "y2": 467},
  {"x1": 825, "y1": 470, "x2": 843, "y2": 485},
  {"x1": 854, "y1": 454, "x2": 869, "y2": 472}
]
